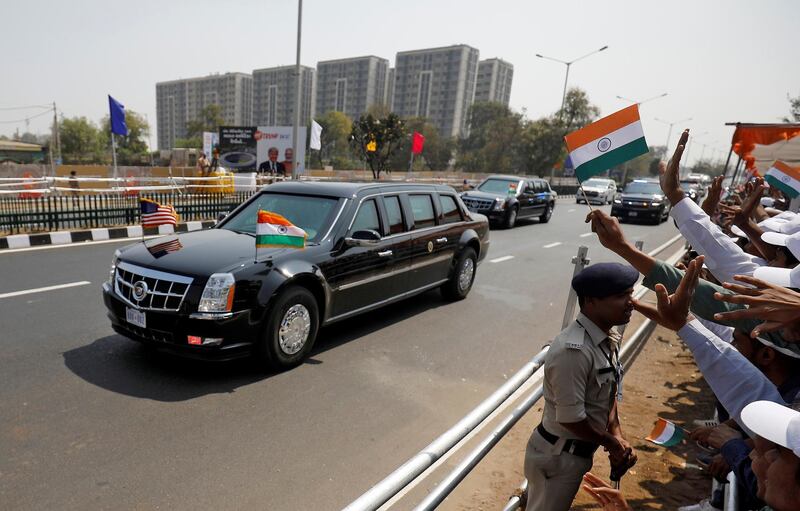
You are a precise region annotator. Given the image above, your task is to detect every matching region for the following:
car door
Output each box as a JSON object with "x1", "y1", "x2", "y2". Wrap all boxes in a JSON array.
[
  {"x1": 519, "y1": 181, "x2": 538, "y2": 218},
  {"x1": 327, "y1": 197, "x2": 409, "y2": 319},
  {"x1": 406, "y1": 193, "x2": 454, "y2": 292},
  {"x1": 529, "y1": 180, "x2": 547, "y2": 215}
]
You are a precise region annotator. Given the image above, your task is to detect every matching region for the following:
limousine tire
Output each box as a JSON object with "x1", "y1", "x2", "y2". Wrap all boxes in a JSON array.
[
  {"x1": 540, "y1": 202, "x2": 554, "y2": 223},
  {"x1": 260, "y1": 286, "x2": 319, "y2": 369},
  {"x1": 441, "y1": 247, "x2": 477, "y2": 301},
  {"x1": 504, "y1": 206, "x2": 518, "y2": 229}
]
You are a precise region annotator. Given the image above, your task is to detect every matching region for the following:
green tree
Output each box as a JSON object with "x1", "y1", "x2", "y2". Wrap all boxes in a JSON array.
[
  {"x1": 174, "y1": 137, "x2": 202, "y2": 149},
  {"x1": 60, "y1": 116, "x2": 102, "y2": 163},
  {"x1": 314, "y1": 110, "x2": 353, "y2": 166},
  {"x1": 457, "y1": 102, "x2": 524, "y2": 173},
  {"x1": 101, "y1": 110, "x2": 151, "y2": 165},
  {"x1": 784, "y1": 93, "x2": 800, "y2": 122},
  {"x1": 187, "y1": 104, "x2": 225, "y2": 139},
  {"x1": 349, "y1": 112, "x2": 406, "y2": 179},
  {"x1": 387, "y1": 117, "x2": 455, "y2": 172}
]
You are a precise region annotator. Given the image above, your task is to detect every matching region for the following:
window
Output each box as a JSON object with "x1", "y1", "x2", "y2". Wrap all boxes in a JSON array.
[
  {"x1": 534, "y1": 181, "x2": 545, "y2": 193},
  {"x1": 384, "y1": 195, "x2": 405, "y2": 234},
  {"x1": 352, "y1": 199, "x2": 381, "y2": 233},
  {"x1": 439, "y1": 195, "x2": 462, "y2": 224},
  {"x1": 409, "y1": 194, "x2": 436, "y2": 229}
]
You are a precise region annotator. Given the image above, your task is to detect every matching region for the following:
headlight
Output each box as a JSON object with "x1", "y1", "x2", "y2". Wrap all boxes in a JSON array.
[
  {"x1": 198, "y1": 273, "x2": 236, "y2": 313},
  {"x1": 493, "y1": 198, "x2": 506, "y2": 211},
  {"x1": 613, "y1": 198, "x2": 622, "y2": 204},
  {"x1": 651, "y1": 201, "x2": 661, "y2": 207},
  {"x1": 108, "y1": 249, "x2": 121, "y2": 285}
]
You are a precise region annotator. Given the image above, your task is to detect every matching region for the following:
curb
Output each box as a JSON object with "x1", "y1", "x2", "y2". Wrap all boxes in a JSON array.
[{"x1": 0, "y1": 221, "x2": 216, "y2": 250}]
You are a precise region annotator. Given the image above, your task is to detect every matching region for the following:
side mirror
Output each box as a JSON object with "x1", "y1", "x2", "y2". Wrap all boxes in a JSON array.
[
  {"x1": 216, "y1": 211, "x2": 229, "y2": 223},
  {"x1": 617, "y1": 186, "x2": 623, "y2": 192},
  {"x1": 344, "y1": 229, "x2": 381, "y2": 247}
]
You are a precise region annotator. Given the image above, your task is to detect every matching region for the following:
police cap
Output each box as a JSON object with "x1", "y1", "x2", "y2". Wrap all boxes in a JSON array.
[{"x1": 572, "y1": 262, "x2": 639, "y2": 298}]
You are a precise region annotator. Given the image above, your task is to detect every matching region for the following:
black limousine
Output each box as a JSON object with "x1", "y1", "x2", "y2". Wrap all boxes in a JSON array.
[{"x1": 103, "y1": 182, "x2": 490, "y2": 368}]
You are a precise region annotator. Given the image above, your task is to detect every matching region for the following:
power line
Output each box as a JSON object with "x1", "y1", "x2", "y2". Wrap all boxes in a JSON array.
[
  {"x1": 0, "y1": 104, "x2": 52, "y2": 111},
  {"x1": 0, "y1": 108, "x2": 55, "y2": 124}
]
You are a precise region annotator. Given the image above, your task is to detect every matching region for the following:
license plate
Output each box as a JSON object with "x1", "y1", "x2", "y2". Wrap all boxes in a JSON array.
[
  {"x1": 628, "y1": 211, "x2": 638, "y2": 217},
  {"x1": 126, "y1": 307, "x2": 146, "y2": 328}
]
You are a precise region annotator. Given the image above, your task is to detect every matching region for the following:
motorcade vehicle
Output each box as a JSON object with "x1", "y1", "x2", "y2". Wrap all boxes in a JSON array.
[
  {"x1": 459, "y1": 175, "x2": 556, "y2": 228},
  {"x1": 680, "y1": 179, "x2": 704, "y2": 203},
  {"x1": 576, "y1": 178, "x2": 617, "y2": 205},
  {"x1": 103, "y1": 182, "x2": 490, "y2": 369},
  {"x1": 610, "y1": 179, "x2": 670, "y2": 224}
]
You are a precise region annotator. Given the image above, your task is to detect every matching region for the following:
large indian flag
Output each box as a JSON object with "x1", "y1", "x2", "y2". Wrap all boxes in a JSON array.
[
  {"x1": 765, "y1": 161, "x2": 800, "y2": 199},
  {"x1": 256, "y1": 210, "x2": 306, "y2": 249},
  {"x1": 646, "y1": 418, "x2": 686, "y2": 447},
  {"x1": 564, "y1": 104, "x2": 649, "y2": 182}
]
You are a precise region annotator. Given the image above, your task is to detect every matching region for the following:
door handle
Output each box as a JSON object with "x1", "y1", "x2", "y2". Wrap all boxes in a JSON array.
[
  {"x1": 377, "y1": 250, "x2": 393, "y2": 257},
  {"x1": 436, "y1": 237, "x2": 448, "y2": 244}
]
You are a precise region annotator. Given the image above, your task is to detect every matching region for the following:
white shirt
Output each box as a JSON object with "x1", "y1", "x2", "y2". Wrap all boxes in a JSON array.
[
  {"x1": 678, "y1": 319, "x2": 785, "y2": 437},
  {"x1": 670, "y1": 197, "x2": 767, "y2": 285}
]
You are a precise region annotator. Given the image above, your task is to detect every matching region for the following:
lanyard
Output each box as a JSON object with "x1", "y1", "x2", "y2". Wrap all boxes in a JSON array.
[{"x1": 599, "y1": 342, "x2": 624, "y2": 402}]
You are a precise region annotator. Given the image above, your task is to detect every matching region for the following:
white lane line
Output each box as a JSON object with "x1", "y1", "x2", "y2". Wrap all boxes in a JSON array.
[
  {"x1": 0, "y1": 281, "x2": 92, "y2": 299},
  {"x1": 568, "y1": 209, "x2": 576, "y2": 213},
  {"x1": 489, "y1": 255, "x2": 515, "y2": 263},
  {"x1": 543, "y1": 242, "x2": 562, "y2": 248},
  {"x1": 580, "y1": 232, "x2": 594, "y2": 238}
]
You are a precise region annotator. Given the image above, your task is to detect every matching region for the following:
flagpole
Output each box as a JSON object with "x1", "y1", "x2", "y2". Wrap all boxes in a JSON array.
[
  {"x1": 578, "y1": 182, "x2": 594, "y2": 212},
  {"x1": 291, "y1": 0, "x2": 303, "y2": 180},
  {"x1": 111, "y1": 132, "x2": 119, "y2": 183}
]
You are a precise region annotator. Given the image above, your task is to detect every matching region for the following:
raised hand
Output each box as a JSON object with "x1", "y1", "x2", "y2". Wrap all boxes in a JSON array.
[
  {"x1": 585, "y1": 209, "x2": 630, "y2": 254},
  {"x1": 713, "y1": 275, "x2": 800, "y2": 337},
  {"x1": 633, "y1": 256, "x2": 704, "y2": 330},
  {"x1": 701, "y1": 175, "x2": 724, "y2": 216},
  {"x1": 659, "y1": 129, "x2": 690, "y2": 204}
]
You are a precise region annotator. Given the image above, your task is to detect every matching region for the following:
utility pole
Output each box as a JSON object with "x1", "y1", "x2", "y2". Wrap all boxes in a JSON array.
[
  {"x1": 291, "y1": 0, "x2": 303, "y2": 180},
  {"x1": 52, "y1": 102, "x2": 61, "y2": 168}
]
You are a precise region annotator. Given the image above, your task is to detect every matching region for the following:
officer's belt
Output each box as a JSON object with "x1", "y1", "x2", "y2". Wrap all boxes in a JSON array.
[{"x1": 536, "y1": 424, "x2": 599, "y2": 459}]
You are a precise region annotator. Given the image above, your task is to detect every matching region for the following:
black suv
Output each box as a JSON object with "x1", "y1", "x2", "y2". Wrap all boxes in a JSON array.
[
  {"x1": 103, "y1": 182, "x2": 490, "y2": 369},
  {"x1": 460, "y1": 175, "x2": 556, "y2": 228},
  {"x1": 611, "y1": 179, "x2": 670, "y2": 224}
]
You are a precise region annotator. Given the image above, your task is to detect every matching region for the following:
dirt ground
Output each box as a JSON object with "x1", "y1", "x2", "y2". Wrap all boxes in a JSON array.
[{"x1": 444, "y1": 321, "x2": 718, "y2": 510}]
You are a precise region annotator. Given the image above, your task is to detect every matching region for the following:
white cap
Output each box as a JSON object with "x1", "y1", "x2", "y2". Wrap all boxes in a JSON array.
[
  {"x1": 761, "y1": 231, "x2": 800, "y2": 260},
  {"x1": 731, "y1": 225, "x2": 747, "y2": 238},
  {"x1": 758, "y1": 217, "x2": 789, "y2": 233},
  {"x1": 753, "y1": 264, "x2": 800, "y2": 289},
  {"x1": 741, "y1": 401, "x2": 800, "y2": 458},
  {"x1": 778, "y1": 215, "x2": 800, "y2": 235}
]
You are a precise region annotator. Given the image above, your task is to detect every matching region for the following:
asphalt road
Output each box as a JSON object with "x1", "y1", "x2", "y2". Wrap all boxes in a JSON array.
[{"x1": 0, "y1": 199, "x2": 681, "y2": 510}]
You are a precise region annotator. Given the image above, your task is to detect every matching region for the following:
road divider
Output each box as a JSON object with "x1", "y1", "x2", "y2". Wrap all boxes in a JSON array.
[{"x1": 0, "y1": 281, "x2": 91, "y2": 299}]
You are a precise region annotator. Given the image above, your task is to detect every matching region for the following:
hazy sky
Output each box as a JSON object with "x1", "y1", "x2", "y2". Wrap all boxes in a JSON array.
[{"x1": 2, "y1": 0, "x2": 798, "y2": 165}]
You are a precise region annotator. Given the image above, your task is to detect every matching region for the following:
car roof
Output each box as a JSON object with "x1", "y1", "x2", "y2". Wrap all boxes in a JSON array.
[
  {"x1": 262, "y1": 180, "x2": 455, "y2": 198},
  {"x1": 484, "y1": 174, "x2": 542, "y2": 181}
]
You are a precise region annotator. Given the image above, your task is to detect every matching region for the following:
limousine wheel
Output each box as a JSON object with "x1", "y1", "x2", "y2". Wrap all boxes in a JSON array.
[
  {"x1": 540, "y1": 203, "x2": 553, "y2": 223},
  {"x1": 504, "y1": 207, "x2": 518, "y2": 229},
  {"x1": 261, "y1": 286, "x2": 319, "y2": 369},
  {"x1": 441, "y1": 247, "x2": 477, "y2": 301}
]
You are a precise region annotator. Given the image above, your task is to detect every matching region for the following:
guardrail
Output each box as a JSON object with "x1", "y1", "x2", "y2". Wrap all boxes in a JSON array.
[{"x1": 343, "y1": 233, "x2": 685, "y2": 511}]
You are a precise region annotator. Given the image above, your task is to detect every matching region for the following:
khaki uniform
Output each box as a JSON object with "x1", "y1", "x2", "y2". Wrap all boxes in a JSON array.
[{"x1": 525, "y1": 313, "x2": 620, "y2": 511}]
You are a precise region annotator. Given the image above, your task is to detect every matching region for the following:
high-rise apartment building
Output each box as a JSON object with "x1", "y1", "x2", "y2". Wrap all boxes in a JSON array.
[
  {"x1": 384, "y1": 67, "x2": 396, "y2": 110},
  {"x1": 315, "y1": 56, "x2": 388, "y2": 120},
  {"x1": 474, "y1": 58, "x2": 514, "y2": 105},
  {"x1": 393, "y1": 44, "x2": 480, "y2": 138},
  {"x1": 156, "y1": 73, "x2": 252, "y2": 150},
  {"x1": 252, "y1": 65, "x2": 315, "y2": 127}
]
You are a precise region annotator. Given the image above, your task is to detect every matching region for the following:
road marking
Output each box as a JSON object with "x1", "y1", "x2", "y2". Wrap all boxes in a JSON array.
[
  {"x1": 580, "y1": 233, "x2": 594, "y2": 238},
  {"x1": 0, "y1": 281, "x2": 92, "y2": 299},
  {"x1": 543, "y1": 242, "x2": 562, "y2": 248},
  {"x1": 489, "y1": 255, "x2": 515, "y2": 263},
  {"x1": 568, "y1": 209, "x2": 576, "y2": 213}
]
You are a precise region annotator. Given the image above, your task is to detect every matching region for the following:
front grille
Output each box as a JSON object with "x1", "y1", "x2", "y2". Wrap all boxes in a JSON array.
[
  {"x1": 624, "y1": 201, "x2": 650, "y2": 208},
  {"x1": 462, "y1": 197, "x2": 494, "y2": 212},
  {"x1": 584, "y1": 190, "x2": 599, "y2": 197},
  {"x1": 114, "y1": 261, "x2": 193, "y2": 312}
]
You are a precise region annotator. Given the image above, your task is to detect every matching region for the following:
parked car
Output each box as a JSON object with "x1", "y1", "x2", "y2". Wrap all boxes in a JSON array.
[
  {"x1": 459, "y1": 175, "x2": 556, "y2": 228},
  {"x1": 576, "y1": 178, "x2": 617, "y2": 205},
  {"x1": 103, "y1": 182, "x2": 490, "y2": 369},
  {"x1": 610, "y1": 179, "x2": 670, "y2": 224}
]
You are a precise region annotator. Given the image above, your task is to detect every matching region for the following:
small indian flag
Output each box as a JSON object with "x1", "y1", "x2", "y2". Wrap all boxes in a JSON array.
[
  {"x1": 646, "y1": 418, "x2": 687, "y2": 447},
  {"x1": 765, "y1": 161, "x2": 800, "y2": 199},
  {"x1": 256, "y1": 210, "x2": 306, "y2": 249},
  {"x1": 564, "y1": 104, "x2": 649, "y2": 183}
]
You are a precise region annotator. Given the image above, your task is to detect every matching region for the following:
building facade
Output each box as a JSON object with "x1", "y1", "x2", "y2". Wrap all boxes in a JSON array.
[
  {"x1": 252, "y1": 65, "x2": 315, "y2": 127},
  {"x1": 384, "y1": 67, "x2": 395, "y2": 110},
  {"x1": 393, "y1": 44, "x2": 480, "y2": 138},
  {"x1": 155, "y1": 73, "x2": 252, "y2": 150},
  {"x1": 315, "y1": 56, "x2": 388, "y2": 120},
  {"x1": 474, "y1": 58, "x2": 514, "y2": 105}
]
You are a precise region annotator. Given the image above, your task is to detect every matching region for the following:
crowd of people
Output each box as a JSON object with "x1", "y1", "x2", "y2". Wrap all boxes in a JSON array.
[{"x1": 526, "y1": 129, "x2": 800, "y2": 511}]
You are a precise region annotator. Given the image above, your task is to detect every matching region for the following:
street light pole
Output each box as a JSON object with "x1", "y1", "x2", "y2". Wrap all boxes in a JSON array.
[
  {"x1": 291, "y1": 0, "x2": 303, "y2": 180},
  {"x1": 615, "y1": 92, "x2": 668, "y2": 107},
  {"x1": 654, "y1": 116, "x2": 692, "y2": 154}
]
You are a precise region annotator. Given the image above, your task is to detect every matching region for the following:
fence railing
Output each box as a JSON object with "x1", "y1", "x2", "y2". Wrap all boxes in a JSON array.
[
  {"x1": 343, "y1": 234, "x2": 685, "y2": 511},
  {"x1": 0, "y1": 191, "x2": 257, "y2": 235}
]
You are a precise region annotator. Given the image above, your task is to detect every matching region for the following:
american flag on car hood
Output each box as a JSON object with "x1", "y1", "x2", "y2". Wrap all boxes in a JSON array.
[
  {"x1": 146, "y1": 237, "x2": 183, "y2": 258},
  {"x1": 140, "y1": 199, "x2": 178, "y2": 227}
]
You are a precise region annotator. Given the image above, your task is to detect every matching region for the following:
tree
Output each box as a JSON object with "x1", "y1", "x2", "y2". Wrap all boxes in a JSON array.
[
  {"x1": 457, "y1": 102, "x2": 524, "y2": 173},
  {"x1": 314, "y1": 110, "x2": 353, "y2": 166},
  {"x1": 349, "y1": 112, "x2": 406, "y2": 179},
  {"x1": 387, "y1": 117, "x2": 455, "y2": 172},
  {"x1": 101, "y1": 110, "x2": 151, "y2": 165},
  {"x1": 60, "y1": 116, "x2": 102, "y2": 163},
  {"x1": 187, "y1": 104, "x2": 225, "y2": 139},
  {"x1": 557, "y1": 88, "x2": 600, "y2": 132},
  {"x1": 174, "y1": 137, "x2": 202, "y2": 149}
]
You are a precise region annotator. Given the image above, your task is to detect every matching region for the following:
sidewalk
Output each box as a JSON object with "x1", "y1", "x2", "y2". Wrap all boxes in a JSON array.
[{"x1": 443, "y1": 322, "x2": 716, "y2": 510}]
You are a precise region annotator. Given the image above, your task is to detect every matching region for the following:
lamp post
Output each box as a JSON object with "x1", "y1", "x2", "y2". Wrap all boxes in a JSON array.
[
  {"x1": 536, "y1": 45, "x2": 609, "y2": 115},
  {"x1": 291, "y1": 0, "x2": 303, "y2": 180},
  {"x1": 615, "y1": 92, "x2": 668, "y2": 107},
  {"x1": 684, "y1": 130, "x2": 709, "y2": 171},
  {"x1": 654, "y1": 116, "x2": 692, "y2": 155}
]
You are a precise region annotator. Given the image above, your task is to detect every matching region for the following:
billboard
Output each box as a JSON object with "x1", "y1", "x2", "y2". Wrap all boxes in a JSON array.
[
  {"x1": 218, "y1": 127, "x2": 257, "y2": 171},
  {"x1": 202, "y1": 131, "x2": 219, "y2": 160},
  {"x1": 255, "y1": 126, "x2": 306, "y2": 176}
]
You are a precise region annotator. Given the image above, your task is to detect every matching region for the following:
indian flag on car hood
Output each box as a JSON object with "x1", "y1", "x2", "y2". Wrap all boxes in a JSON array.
[
  {"x1": 256, "y1": 210, "x2": 306, "y2": 249},
  {"x1": 565, "y1": 104, "x2": 649, "y2": 183},
  {"x1": 646, "y1": 418, "x2": 686, "y2": 447},
  {"x1": 765, "y1": 161, "x2": 800, "y2": 199}
]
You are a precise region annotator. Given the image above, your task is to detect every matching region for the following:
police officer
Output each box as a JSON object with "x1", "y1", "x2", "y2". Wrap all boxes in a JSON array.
[{"x1": 524, "y1": 262, "x2": 639, "y2": 511}]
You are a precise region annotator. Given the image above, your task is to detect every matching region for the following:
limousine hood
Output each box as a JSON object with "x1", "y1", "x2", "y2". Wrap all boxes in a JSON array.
[{"x1": 117, "y1": 228, "x2": 300, "y2": 276}]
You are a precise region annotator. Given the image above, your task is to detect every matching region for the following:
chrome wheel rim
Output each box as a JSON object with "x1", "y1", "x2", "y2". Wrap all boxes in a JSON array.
[
  {"x1": 546, "y1": 205, "x2": 553, "y2": 219},
  {"x1": 278, "y1": 304, "x2": 311, "y2": 355},
  {"x1": 458, "y1": 258, "x2": 475, "y2": 292}
]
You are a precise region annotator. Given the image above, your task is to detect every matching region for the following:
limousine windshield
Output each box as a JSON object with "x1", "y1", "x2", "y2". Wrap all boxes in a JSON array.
[
  {"x1": 477, "y1": 178, "x2": 520, "y2": 194},
  {"x1": 220, "y1": 193, "x2": 341, "y2": 241}
]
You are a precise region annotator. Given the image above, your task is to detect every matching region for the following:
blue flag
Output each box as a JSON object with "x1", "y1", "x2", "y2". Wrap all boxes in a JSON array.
[{"x1": 108, "y1": 95, "x2": 129, "y2": 136}]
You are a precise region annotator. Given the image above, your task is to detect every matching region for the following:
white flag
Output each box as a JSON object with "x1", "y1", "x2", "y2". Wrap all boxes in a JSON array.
[{"x1": 310, "y1": 120, "x2": 323, "y2": 150}]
